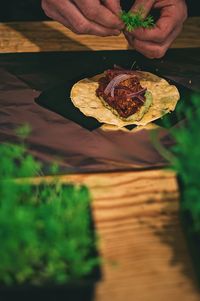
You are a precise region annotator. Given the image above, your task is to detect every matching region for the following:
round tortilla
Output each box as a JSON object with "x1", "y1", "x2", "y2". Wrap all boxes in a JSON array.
[{"x1": 70, "y1": 71, "x2": 180, "y2": 127}]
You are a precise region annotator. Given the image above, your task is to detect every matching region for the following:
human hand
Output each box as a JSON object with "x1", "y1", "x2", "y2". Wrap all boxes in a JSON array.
[
  {"x1": 124, "y1": 0, "x2": 188, "y2": 58},
  {"x1": 41, "y1": 0, "x2": 123, "y2": 36}
]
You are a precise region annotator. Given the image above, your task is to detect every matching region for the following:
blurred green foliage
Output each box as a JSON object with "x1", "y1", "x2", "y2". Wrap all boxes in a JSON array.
[
  {"x1": 169, "y1": 95, "x2": 200, "y2": 232},
  {"x1": 0, "y1": 127, "x2": 99, "y2": 286},
  {"x1": 152, "y1": 94, "x2": 200, "y2": 233}
]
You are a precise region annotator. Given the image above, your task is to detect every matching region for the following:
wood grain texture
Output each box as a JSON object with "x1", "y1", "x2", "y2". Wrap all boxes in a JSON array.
[
  {"x1": 0, "y1": 17, "x2": 199, "y2": 53},
  {"x1": 33, "y1": 169, "x2": 199, "y2": 301},
  {"x1": 1, "y1": 15, "x2": 200, "y2": 300}
]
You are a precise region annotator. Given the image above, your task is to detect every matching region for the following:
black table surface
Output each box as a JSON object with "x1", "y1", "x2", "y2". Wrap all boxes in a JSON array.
[{"x1": 0, "y1": 48, "x2": 199, "y2": 174}]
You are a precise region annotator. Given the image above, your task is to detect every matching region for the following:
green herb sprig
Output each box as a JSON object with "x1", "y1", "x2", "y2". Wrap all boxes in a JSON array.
[{"x1": 120, "y1": 10, "x2": 155, "y2": 32}]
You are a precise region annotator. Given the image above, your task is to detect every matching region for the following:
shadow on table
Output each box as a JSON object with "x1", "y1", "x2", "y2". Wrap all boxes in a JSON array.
[
  {"x1": 139, "y1": 190, "x2": 200, "y2": 294},
  {"x1": 0, "y1": 285, "x2": 96, "y2": 301},
  {"x1": 6, "y1": 22, "x2": 91, "y2": 52}
]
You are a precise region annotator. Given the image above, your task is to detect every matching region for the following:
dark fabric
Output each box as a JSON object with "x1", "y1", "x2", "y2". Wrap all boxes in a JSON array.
[
  {"x1": 0, "y1": 0, "x2": 198, "y2": 21},
  {"x1": 0, "y1": 48, "x2": 199, "y2": 174}
]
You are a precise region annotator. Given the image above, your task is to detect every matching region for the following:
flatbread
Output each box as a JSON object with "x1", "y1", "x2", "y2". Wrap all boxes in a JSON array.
[{"x1": 70, "y1": 71, "x2": 180, "y2": 127}]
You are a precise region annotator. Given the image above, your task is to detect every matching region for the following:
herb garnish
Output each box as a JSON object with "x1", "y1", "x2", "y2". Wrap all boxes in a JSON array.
[{"x1": 120, "y1": 10, "x2": 155, "y2": 32}]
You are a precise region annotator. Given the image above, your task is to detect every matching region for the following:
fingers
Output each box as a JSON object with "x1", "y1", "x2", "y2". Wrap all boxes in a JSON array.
[
  {"x1": 154, "y1": 0, "x2": 187, "y2": 21},
  {"x1": 125, "y1": 24, "x2": 183, "y2": 58},
  {"x1": 124, "y1": 0, "x2": 187, "y2": 58},
  {"x1": 130, "y1": 0, "x2": 155, "y2": 17},
  {"x1": 102, "y1": 0, "x2": 122, "y2": 15},
  {"x1": 130, "y1": 17, "x2": 176, "y2": 44},
  {"x1": 42, "y1": 0, "x2": 121, "y2": 36},
  {"x1": 128, "y1": 0, "x2": 187, "y2": 43},
  {"x1": 73, "y1": 0, "x2": 123, "y2": 30},
  {"x1": 42, "y1": 0, "x2": 76, "y2": 31},
  {"x1": 129, "y1": 10, "x2": 182, "y2": 44}
]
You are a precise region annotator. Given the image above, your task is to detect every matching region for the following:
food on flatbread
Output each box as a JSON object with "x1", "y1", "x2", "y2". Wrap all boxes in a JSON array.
[
  {"x1": 70, "y1": 66, "x2": 180, "y2": 128},
  {"x1": 96, "y1": 66, "x2": 152, "y2": 121}
]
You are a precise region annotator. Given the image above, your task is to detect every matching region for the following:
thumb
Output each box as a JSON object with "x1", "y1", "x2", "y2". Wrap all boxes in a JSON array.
[
  {"x1": 130, "y1": 0, "x2": 154, "y2": 18},
  {"x1": 103, "y1": 0, "x2": 122, "y2": 15}
]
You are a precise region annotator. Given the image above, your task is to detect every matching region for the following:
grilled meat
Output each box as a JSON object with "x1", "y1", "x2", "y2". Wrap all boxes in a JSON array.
[{"x1": 96, "y1": 68, "x2": 146, "y2": 119}]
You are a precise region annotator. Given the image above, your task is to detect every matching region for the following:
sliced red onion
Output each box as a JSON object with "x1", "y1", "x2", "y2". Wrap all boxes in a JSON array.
[
  {"x1": 137, "y1": 94, "x2": 145, "y2": 102},
  {"x1": 127, "y1": 88, "x2": 147, "y2": 98},
  {"x1": 111, "y1": 89, "x2": 114, "y2": 98},
  {"x1": 104, "y1": 74, "x2": 137, "y2": 97}
]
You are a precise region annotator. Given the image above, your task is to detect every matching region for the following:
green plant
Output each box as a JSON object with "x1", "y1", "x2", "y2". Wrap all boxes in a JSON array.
[
  {"x1": 0, "y1": 129, "x2": 99, "y2": 286},
  {"x1": 169, "y1": 95, "x2": 200, "y2": 232},
  {"x1": 152, "y1": 94, "x2": 200, "y2": 233},
  {"x1": 120, "y1": 9, "x2": 155, "y2": 32}
]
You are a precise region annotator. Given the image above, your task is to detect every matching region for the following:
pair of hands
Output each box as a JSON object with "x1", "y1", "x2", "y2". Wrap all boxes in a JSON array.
[{"x1": 42, "y1": 0, "x2": 187, "y2": 58}]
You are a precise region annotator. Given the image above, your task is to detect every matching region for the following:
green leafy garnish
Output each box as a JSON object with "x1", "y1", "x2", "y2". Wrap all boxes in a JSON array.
[{"x1": 120, "y1": 10, "x2": 155, "y2": 32}]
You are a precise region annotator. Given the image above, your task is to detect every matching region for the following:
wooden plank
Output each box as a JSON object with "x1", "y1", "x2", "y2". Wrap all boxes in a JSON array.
[
  {"x1": 0, "y1": 15, "x2": 200, "y2": 300},
  {"x1": 0, "y1": 17, "x2": 199, "y2": 53},
  {"x1": 33, "y1": 169, "x2": 199, "y2": 301}
]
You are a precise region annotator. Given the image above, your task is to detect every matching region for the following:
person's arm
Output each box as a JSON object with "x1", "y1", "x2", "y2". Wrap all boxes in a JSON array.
[
  {"x1": 41, "y1": 0, "x2": 123, "y2": 36},
  {"x1": 124, "y1": 0, "x2": 188, "y2": 58}
]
